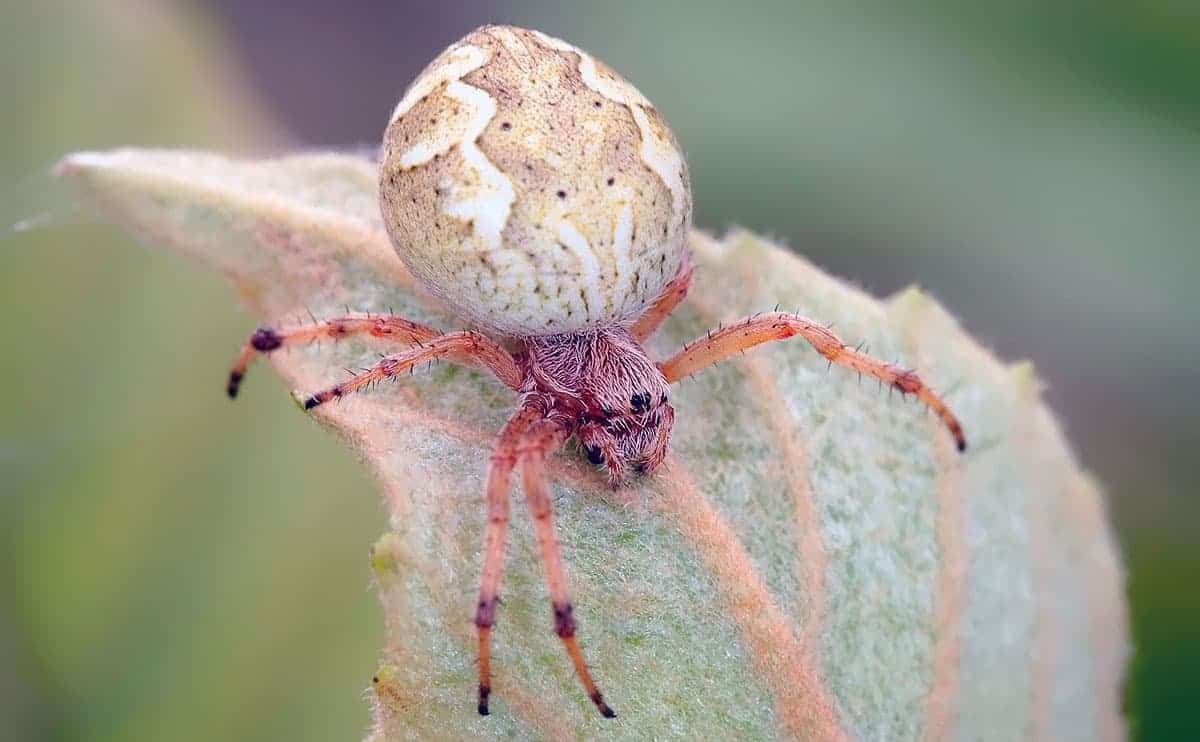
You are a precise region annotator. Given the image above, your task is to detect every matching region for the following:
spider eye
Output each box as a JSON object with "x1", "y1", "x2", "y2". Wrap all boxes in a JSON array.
[
  {"x1": 584, "y1": 445, "x2": 604, "y2": 466},
  {"x1": 630, "y1": 392, "x2": 650, "y2": 413}
]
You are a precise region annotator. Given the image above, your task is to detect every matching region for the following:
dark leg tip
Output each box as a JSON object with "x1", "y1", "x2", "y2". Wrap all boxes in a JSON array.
[
  {"x1": 477, "y1": 702, "x2": 490, "y2": 716},
  {"x1": 957, "y1": 438, "x2": 967, "y2": 453},
  {"x1": 591, "y1": 693, "x2": 616, "y2": 718},
  {"x1": 226, "y1": 372, "x2": 243, "y2": 399},
  {"x1": 478, "y1": 684, "x2": 490, "y2": 716}
]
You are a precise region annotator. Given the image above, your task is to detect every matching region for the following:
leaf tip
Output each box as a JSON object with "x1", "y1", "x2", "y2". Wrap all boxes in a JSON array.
[
  {"x1": 890, "y1": 283, "x2": 928, "y2": 310},
  {"x1": 53, "y1": 150, "x2": 115, "y2": 179}
]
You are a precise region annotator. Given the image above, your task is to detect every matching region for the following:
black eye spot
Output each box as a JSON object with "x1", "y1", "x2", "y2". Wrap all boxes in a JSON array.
[
  {"x1": 606, "y1": 177, "x2": 615, "y2": 186},
  {"x1": 500, "y1": 121, "x2": 512, "y2": 131},
  {"x1": 631, "y1": 392, "x2": 650, "y2": 413},
  {"x1": 593, "y1": 100, "x2": 602, "y2": 108},
  {"x1": 584, "y1": 445, "x2": 604, "y2": 465},
  {"x1": 661, "y1": 392, "x2": 669, "y2": 404},
  {"x1": 556, "y1": 190, "x2": 567, "y2": 199}
]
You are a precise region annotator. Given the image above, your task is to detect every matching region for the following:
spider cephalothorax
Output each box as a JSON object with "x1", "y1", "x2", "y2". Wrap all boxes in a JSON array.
[
  {"x1": 522, "y1": 324, "x2": 675, "y2": 483},
  {"x1": 226, "y1": 24, "x2": 966, "y2": 719}
]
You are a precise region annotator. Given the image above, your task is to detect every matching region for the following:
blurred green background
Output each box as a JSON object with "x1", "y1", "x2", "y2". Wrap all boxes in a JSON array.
[{"x1": 2, "y1": 0, "x2": 1195, "y2": 739}]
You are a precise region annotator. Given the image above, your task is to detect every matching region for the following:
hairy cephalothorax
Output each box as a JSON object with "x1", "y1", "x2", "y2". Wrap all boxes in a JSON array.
[
  {"x1": 225, "y1": 25, "x2": 966, "y2": 719},
  {"x1": 523, "y1": 324, "x2": 675, "y2": 483}
]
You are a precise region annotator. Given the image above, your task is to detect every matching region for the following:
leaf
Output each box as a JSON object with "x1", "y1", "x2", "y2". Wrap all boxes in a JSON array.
[{"x1": 57, "y1": 149, "x2": 1127, "y2": 741}]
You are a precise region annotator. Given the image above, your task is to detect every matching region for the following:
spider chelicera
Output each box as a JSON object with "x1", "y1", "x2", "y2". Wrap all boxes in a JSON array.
[{"x1": 224, "y1": 24, "x2": 966, "y2": 719}]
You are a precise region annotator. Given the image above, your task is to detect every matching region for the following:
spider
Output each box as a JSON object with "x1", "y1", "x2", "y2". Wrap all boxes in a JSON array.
[{"x1": 224, "y1": 25, "x2": 966, "y2": 719}]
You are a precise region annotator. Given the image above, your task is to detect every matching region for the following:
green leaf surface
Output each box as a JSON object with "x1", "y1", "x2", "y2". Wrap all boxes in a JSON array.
[{"x1": 57, "y1": 148, "x2": 1127, "y2": 741}]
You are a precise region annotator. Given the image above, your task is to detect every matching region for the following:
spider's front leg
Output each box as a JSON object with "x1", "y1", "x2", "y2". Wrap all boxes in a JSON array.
[
  {"x1": 299, "y1": 331, "x2": 522, "y2": 408},
  {"x1": 475, "y1": 400, "x2": 543, "y2": 716},
  {"x1": 475, "y1": 407, "x2": 614, "y2": 718},
  {"x1": 226, "y1": 313, "x2": 445, "y2": 397},
  {"x1": 517, "y1": 419, "x2": 615, "y2": 718},
  {"x1": 659, "y1": 312, "x2": 967, "y2": 451}
]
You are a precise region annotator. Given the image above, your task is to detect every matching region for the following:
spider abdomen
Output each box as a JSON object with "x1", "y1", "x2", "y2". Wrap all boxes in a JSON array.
[{"x1": 379, "y1": 25, "x2": 693, "y2": 337}]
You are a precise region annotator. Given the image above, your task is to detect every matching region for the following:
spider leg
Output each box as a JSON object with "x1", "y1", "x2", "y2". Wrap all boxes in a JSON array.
[
  {"x1": 519, "y1": 420, "x2": 616, "y2": 718},
  {"x1": 658, "y1": 312, "x2": 967, "y2": 451},
  {"x1": 476, "y1": 399, "x2": 544, "y2": 716},
  {"x1": 300, "y1": 331, "x2": 522, "y2": 408},
  {"x1": 227, "y1": 313, "x2": 447, "y2": 397},
  {"x1": 628, "y1": 255, "x2": 694, "y2": 343}
]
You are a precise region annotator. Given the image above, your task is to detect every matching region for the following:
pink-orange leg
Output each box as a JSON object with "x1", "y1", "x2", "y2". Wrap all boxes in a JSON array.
[
  {"x1": 300, "y1": 331, "x2": 523, "y2": 408},
  {"x1": 227, "y1": 314, "x2": 448, "y2": 397},
  {"x1": 659, "y1": 312, "x2": 967, "y2": 451},
  {"x1": 518, "y1": 420, "x2": 616, "y2": 718},
  {"x1": 475, "y1": 400, "x2": 544, "y2": 716},
  {"x1": 628, "y1": 255, "x2": 694, "y2": 343}
]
